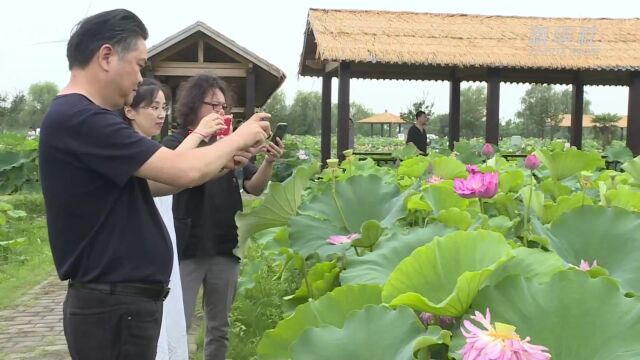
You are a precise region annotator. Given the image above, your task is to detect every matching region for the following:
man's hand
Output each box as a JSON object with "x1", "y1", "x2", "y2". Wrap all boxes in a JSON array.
[
  {"x1": 194, "y1": 113, "x2": 225, "y2": 139},
  {"x1": 262, "y1": 138, "x2": 285, "y2": 163},
  {"x1": 228, "y1": 112, "x2": 271, "y2": 149}
]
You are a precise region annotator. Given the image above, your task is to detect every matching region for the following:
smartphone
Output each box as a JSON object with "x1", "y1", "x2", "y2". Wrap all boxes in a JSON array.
[
  {"x1": 215, "y1": 115, "x2": 233, "y2": 138},
  {"x1": 271, "y1": 123, "x2": 288, "y2": 142}
]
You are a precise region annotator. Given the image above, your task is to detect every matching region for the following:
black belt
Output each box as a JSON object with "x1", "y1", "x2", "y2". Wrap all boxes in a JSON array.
[{"x1": 69, "y1": 281, "x2": 170, "y2": 301}]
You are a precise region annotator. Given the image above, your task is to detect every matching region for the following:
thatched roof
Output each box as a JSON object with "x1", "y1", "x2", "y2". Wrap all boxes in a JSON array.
[
  {"x1": 299, "y1": 9, "x2": 640, "y2": 85},
  {"x1": 559, "y1": 114, "x2": 627, "y2": 128},
  {"x1": 357, "y1": 111, "x2": 406, "y2": 124}
]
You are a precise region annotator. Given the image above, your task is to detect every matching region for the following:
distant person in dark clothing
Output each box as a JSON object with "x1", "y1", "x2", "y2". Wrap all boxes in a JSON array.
[{"x1": 406, "y1": 110, "x2": 429, "y2": 154}]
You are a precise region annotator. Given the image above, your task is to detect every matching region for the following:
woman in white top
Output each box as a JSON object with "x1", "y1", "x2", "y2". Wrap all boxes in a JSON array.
[{"x1": 122, "y1": 78, "x2": 225, "y2": 359}]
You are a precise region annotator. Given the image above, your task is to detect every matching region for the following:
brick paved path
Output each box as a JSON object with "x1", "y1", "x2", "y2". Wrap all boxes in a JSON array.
[
  {"x1": 0, "y1": 276, "x2": 68, "y2": 360},
  {"x1": 0, "y1": 276, "x2": 201, "y2": 360}
]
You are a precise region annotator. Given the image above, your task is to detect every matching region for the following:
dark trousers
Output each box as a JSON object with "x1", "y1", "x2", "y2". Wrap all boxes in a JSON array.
[{"x1": 63, "y1": 287, "x2": 164, "y2": 360}]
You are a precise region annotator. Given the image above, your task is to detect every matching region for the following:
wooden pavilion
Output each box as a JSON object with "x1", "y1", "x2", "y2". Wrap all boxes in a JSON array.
[
  {"x1": 298, "y1": 9, "x2": 640, "y2": 162},
  {"x1": 357, "y1": 111, "x2": 406, "y2": 136},
  {"x1": 146, "y1": 21, "x2": 286, "y2": 137}
]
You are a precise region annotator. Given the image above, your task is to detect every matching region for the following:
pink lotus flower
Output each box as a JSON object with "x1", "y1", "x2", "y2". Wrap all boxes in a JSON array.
[
  {"x1": 454, "y1": 172, "x2": 499, "y2": 199},
  {"x1": 579, "y1": 259, "x2": 598, "y2": 271},
  {"x1": 482, "y1": 143, "x2": 495, "y2": 158},
  {"x1": 426, "y1": 175, "x2": 443, "y2": 184},
  {"x1": 524, "y1": 154, "x2": 541, "y2": 170},
  {"x1": 461, "y1": 308, "x2": 551, "y2": 360},
  {"x1": 466, "y1": 165, "x2": 479, "y2": 174},
  {"x1": 326, "y1": 233, "x2": 359, "y2": 245}
]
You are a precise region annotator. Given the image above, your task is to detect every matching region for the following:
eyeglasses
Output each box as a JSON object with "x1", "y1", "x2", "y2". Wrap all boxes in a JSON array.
[
  {"x1": 142, "y1": 105, "x2": 171, "y2": 114},
  {"x1": 202, "y1": 101, "x2": 229, "y2": 113}
]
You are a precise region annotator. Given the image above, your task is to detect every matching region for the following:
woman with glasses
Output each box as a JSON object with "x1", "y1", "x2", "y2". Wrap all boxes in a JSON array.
[
  {"x1": 161, "y1": 74, "x2": 284, "y2": 360},
  {"x1": 122, "y1": 78, "x2": 226, "y2": 360}
]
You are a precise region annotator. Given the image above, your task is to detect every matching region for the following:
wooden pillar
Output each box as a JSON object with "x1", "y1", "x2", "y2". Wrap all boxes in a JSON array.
[
  {"x1": 449, "y1": 72, "x2": 461, "y2": 150},
  {"x1": 244, "y1": 64, "x2": 256, "y2": 120},
  {"x1": 321, "y1": 73, "x2": 332, "y2": 165},
  {"x1": 627, "y1": 73, "x2": 640, "y2": 156},
  {"x1": 337, "y1": 63, "x2": 351, "y2": 161},
  {"x1": 370, "y1": 124, "x2": 373, "y2": 136},
  {"x1": 570, "y1": 77, "x2": 584, "y2": 149},
  {"x1": 380, "y1": 124, "x2": 383, "y2": 136},
  {"x1": 486, "y1": 69, "x2": 500, "y2": 145}
]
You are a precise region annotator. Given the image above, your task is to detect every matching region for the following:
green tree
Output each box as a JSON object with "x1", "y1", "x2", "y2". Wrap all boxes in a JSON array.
[
  {"x1": 262, "y1": 90, "x2": 289, "y2": 123},
  {"x1": 19, "y1": 82, "x2": 59, "y2": 128},
  {"x1": 592, "y1": 112, "x2": 622, "y2": 149},
  {"x1": 460, "y1": 85, "x2": 486, "y2": 138},
  {"x1": 399, "y1": 95, "x2": 435, "y2": 124},
  {"x1": 288, "y1": 91, "x2": 322, "y2": 135},
  {"x1": 516, "y1": 85, "x2": 591, "y2": 139}
]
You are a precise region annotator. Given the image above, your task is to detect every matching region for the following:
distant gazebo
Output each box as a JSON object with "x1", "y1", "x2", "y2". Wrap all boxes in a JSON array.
[
  {"x1": 559, "y1": 114, "x2": 628, "y2": 140},
  {"x1": 298, "y1": 9, "x2": 640, "y2": 163},
  {"x1": 146, "y1": 22, "x2": 286, "y2": 136},
  {"x1": 357, "y1": 111, "x2": 406, "y2": 136}
]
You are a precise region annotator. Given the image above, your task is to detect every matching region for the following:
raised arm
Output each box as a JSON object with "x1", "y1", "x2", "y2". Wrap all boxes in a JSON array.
[{"x1": 137, "y1": 113, "x2": 270, "y2": 192}]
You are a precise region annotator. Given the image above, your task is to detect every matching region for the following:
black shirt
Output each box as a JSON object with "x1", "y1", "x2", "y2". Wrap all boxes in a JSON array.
[
  {"x1": 406, "y1": 124, "x2": 428, "y2": 154},
  {"x1": 39, "y1": 94, "x2": 172, "y2": 284},
  {"x1": 162, "y1": 129, "x2": 257, "y2": 260}
]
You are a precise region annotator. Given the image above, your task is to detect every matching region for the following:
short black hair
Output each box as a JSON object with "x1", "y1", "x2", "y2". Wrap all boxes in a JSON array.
[
  {"x1": 177, "y1": 74, "x2": 229, "y2": 129},
  {"x1": 121, "y1": 78, "x2": 171, "y2": 121},
  {"x1": 66, "y1": 9, "x2": 148, "y2": 70},
  {"x1": 415, "y1": 110, "x2": 426, "y2": 120}
]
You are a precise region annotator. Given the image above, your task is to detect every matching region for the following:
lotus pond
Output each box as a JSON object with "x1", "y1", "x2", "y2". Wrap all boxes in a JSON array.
[{"x1": 235, "y1": 145, "x2": 640, "y2": 360}]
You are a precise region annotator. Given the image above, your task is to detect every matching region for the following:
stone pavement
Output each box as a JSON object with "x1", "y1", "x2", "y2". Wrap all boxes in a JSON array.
[
  {"x1": 0, "y1": 276, "x2": 68, "y2": 360},
  {"x1": 0, "y1": 276, "x2": 202, "y2": 360}
]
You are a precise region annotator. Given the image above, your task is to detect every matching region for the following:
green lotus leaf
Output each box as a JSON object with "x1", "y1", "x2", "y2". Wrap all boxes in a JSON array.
[
  {"x1": 422, "y1": 184, "x2": 469, "y2": 214},
  {"x1": 351, "y1": 220, "x2": 384, "y2": 248},
  {"x1": 454, "y1": 140, "x2": 483, "y2": 165},
  {"x1": 604, "y1": 141, "x2": 633, "y2": 163},
  {"x1": 545, "y1": 206, "x2": 640, "y2": 294},
  {"x1": 289, "y1": 175, "x2": 408, "y2": 258},
  {"x1": 434, "y1": 208, "x2": 472, "y2": 230},
  {"x1": 290, "y1": 305, "x2": 450, "y2": 360},
  {"x1": 541, "y1": 193, "x2": 593, "y2": 224},
  {"x1": 340, "y1": 225, "x2": 453, "y2": 286},
  {"x1": 539, "y1": 178, "x2": 571, "y2": 201},
  {"x1": 235, "y1": 162, "x2": 319, "y2": 258},
  {"x1": 285, "y1": 261, "x2": 340, "y2": 305},
  {"x1": 466, "y1": 271, "x2": 640, "y2": 359},
  {"x1": 429, "y1": 155, "x2": 468, "y2": 180},
  {"x1": 382, "y1": 230, "x2": 513, "y2": 316},
  {"x1": 622, "y1": 155, "x2": 640, "y2": 183},
  {"x1": 398, "y1": 156, "x2": 430, "y2": 178},
  {"x1": 486, "y1": 247, "x2": 567, "y2": 286},
  {"x1": 605, "y1": 189, "x2": 640, "y2": 212},
  {"x1": 492, "y1": 193, "x2": 519, "y2": 219},
  {"x1": 498, "y1": 169, "x2": 525, "y2": 193},
  {"x1": 535, "y1": 148, "x2": 604, "y2": 181},
  {"x1": 257, "y1": 284, "x2": 382, "y2": 360}
]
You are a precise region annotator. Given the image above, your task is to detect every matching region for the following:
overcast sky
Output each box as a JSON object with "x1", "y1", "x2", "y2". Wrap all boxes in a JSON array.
[{"x1": 0, "y1": 0, "x2": 637, "y2": 120}]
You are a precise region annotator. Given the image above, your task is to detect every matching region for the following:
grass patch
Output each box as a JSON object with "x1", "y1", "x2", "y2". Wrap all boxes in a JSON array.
[{"x1": 0, "y1": 193, "x2": 55, "y2": 309}]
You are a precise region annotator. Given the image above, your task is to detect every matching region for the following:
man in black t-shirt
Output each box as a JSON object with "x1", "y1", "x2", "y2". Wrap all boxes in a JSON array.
[
  {"x1": 38, "y1": 9, "x2": 270, "y2": 360},
  {"x1": 406, "y1": 110, "x2": 429, "y2": 154}
]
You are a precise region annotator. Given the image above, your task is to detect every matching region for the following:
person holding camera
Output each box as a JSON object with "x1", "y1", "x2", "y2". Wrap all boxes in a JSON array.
[
  {"x1": 161, "y1": 74, "x2": 284, "y2": 360},
  {"x1": 38, "y1": 9, "x2": 271, "y2": 359}
]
